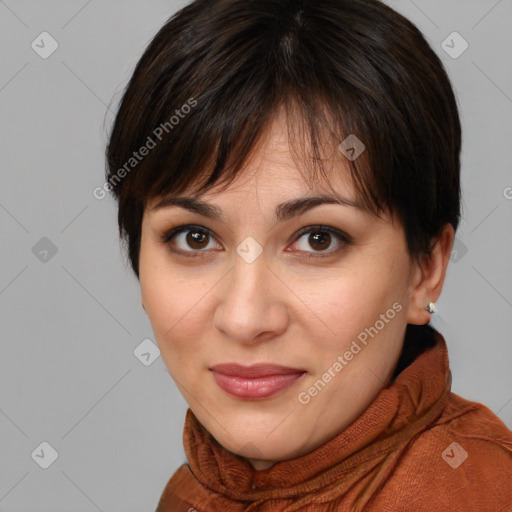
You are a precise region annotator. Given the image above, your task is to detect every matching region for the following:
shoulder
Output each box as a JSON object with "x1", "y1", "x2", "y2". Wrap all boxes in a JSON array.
[
  {"x1": 380, "y1": 392, "x2": 512, "y2": 511},
  {"x1": 428, "y1": 391, "x2": 512, "y2": 464},
  {"x1": 155, "y1": 464, "x2": 197, "y2": 512}
]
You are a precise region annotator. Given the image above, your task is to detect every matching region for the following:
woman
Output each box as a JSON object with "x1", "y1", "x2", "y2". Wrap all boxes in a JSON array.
[{"x1": 105, "y1": 0, "x2": 512, "y2": 510}]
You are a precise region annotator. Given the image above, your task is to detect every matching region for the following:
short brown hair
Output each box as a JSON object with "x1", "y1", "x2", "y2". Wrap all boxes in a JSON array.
[{"x1": 106, "y1": 0, "x2": 461, "y2": 279}]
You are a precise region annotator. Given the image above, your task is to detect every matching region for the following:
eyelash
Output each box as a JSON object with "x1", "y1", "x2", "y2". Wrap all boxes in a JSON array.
[{"x1": 159, "y1": 224, "x2": 352, "y2": 259}]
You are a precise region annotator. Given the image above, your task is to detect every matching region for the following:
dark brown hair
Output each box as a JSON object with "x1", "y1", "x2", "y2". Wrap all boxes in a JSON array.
[{"x1": 105, "y1": 0, "x2": 461, "y2": 279}]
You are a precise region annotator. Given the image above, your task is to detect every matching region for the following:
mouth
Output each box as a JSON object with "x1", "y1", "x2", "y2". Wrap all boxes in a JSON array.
[{"x1": 209, "y1": 363, "x2": 307, "y2": 399}]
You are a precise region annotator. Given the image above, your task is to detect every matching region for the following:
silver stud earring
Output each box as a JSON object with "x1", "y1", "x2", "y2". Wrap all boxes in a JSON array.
[{"x1": 425, "y1": 302, "x2": 436, "y2": 314}]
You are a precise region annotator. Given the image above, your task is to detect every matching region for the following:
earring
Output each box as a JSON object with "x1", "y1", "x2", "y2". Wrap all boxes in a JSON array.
[{"x1": 425, "y1": 302, "x2": 436, "y2": 314}]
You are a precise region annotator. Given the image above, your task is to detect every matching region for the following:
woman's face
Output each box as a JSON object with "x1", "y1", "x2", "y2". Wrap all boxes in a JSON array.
[{"x1": 139, "y1": 110, "x2": 427, "y2": 469}]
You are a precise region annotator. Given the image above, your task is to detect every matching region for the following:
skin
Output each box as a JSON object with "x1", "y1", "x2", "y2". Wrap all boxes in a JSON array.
[{"x1": 139, "y1": 108, "x2": 454, "y2": 470}]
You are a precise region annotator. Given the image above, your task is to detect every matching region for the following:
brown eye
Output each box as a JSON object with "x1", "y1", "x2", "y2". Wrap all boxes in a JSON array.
[
  {"x1": 162, "y1": 225, "x2": 222, "y2": 256},
  {"x1": 186, "y1": 230, "x2": 210, "y2": 250},
  {"x1": 308, "y1": 231, "x2": 331, "y2": 251},
  {"x1": 290, "y1": 225, "x2": 352, "y2": 258}
]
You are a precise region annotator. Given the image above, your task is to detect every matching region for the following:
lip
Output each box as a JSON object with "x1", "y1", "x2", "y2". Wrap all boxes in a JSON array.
[{"x1": 209, "y1": 363, "x2": 306, "y2": 399}]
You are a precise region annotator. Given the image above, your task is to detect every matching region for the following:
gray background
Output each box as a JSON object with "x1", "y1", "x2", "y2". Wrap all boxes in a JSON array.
[{"x1": 1, "y1": 0, "x2": 511, "y2": 510}]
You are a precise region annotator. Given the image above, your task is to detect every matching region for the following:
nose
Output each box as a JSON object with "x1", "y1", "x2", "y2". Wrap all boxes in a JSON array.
[{"x1": 212, "y1": 251, "x2": 290, "y2": 346}]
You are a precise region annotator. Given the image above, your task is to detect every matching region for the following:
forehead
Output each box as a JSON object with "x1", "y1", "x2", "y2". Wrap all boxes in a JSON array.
[
  {"x1": 252, "y1": 105, "x2": 354, "y2": 184},
  {"x1": 148, "y1": 106, "x2": 358, "y2": 211}
]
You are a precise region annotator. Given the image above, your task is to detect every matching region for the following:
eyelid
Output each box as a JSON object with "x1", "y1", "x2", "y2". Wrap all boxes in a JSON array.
[
  {"x1": 292, "y1": 224, "x2": 352, "y2": 245},
  {"x1": 287, "y1": 225, "x2": 352, "y2": 259},
  {"x1": 161, "y1": 224, "x2": 218, "y2": 243},
  {"x1": 159, "y1": 223, "x2": 352, "y2": 257},
  {"x1": 159, "y1": 224, "x2": 222, "y2": 257}
]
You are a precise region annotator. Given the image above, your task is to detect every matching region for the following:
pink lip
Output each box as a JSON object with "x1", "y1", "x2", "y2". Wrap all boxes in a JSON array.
[{"x1": 210, "y1": 364, "x2": 306, "y2": 399}]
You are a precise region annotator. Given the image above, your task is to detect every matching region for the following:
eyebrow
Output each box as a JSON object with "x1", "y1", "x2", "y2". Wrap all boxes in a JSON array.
[{"x1": 151, "y1": 194, "x2": 366, "y2": 223}]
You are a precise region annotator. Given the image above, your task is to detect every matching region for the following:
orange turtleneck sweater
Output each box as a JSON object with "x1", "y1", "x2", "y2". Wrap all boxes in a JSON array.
[{"x1": 155, "y1": 328, "x2": 512, "y2": 511}]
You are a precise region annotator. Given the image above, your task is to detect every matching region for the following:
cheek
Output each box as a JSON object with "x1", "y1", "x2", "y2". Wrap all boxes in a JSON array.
[
  {"x1": 139, "y1": 243, "x2": 184, "y2": 340},
  {"x1": 303, "y1": 262, "x2": 403, "y2": 348},
  {"x1": 141, "y1": 272, "x2": 196, "y2": 337},
  {"x1": 139, "y1": 249, "x2": 213, "y2": 361}
]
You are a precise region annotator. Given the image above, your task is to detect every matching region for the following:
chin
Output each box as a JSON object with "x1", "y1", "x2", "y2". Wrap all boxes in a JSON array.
[
  {"x1": 231, "y1": 436, "x2": 302, "y2": 464},
  {"x1": 203, "y1": 413, "x2": 311, "y2": 464}
]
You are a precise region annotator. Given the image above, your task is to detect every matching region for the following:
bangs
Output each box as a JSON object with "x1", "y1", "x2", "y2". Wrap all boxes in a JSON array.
[{"x1": 139, "y1": 95, "x2": 384, "y2": 217}]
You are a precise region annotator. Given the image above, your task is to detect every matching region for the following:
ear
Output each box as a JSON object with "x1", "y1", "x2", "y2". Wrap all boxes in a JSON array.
[{"x1": 406, "y1": 223, "x2": 455, "y2": 325}]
